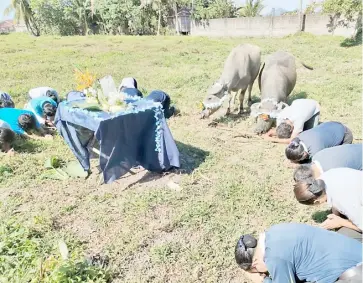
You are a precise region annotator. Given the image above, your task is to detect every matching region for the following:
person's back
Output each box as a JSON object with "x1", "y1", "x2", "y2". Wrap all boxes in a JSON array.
[
  {"x1": 0, "y1": 108, "x2": 37, "y2": 134},
  {"x1": 298, "y1": 122, "x2": 348, "y2": 157},
  {"x1": 313, "y1": 144, "x2": 362, "y2": 172},
  {"x1": 264, "y1": 223, "x2": 362, "y2": 283}
]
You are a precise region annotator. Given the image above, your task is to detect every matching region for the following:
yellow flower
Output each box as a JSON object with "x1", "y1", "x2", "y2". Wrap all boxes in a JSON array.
[{"x1": 74, "y1": 68, "x2": 96, "y2": 91}]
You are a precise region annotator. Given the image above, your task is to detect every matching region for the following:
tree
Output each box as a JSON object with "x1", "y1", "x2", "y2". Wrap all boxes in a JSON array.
[
  {"x1": 323, "y1": 0, "x2": 362, "y2": 37},
  {"x1": 4, "y1": 0, "x2": 40, "y2": 36},
  {"x1": 238, "y1": 0, "x2": 263, "y2": 17},
  {"x1": 192, "y1": 0, "x2": 236, "y2": 21}
]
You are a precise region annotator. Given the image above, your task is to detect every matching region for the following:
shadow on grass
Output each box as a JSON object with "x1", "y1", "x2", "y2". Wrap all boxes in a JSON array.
[
  {"x1": 288, "y1": 91, "x2": 308, "y2": 104},
  {"x1": 176, "y1": 141, "x2": 209, "y2": 174},
  {"x1": 340, "y1": 37, "x2": 362, "y2": 47},
  {"x1": 312, "y1": 210, "x2": 331, "y2": 223},
  {"x1": 13, "y1": 138, "x2": 40, "y2": 153}
]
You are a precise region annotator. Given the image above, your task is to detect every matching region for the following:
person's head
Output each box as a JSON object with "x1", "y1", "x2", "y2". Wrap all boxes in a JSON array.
[
  {"x1": 0, "y1": 127, "x2": 15, "y2": 152},
  {"x1": 293, "y1": 179, "x2": 327, "y2": 205},
  {"x1": 0, "y1": 92, "x2": 15, "y2": 108},
  {"x1": 293, "y1": 164, "x2": 314, "y2": 183},
  {"x1": 276, "y1": 120, "x2": 293, "y2": 139},
  {"x1": 46, "y1": 90, "x2": 58, "y2": 104},
  {"x1": 285, "y1": 138, "x2": 309, "y2": 162},
  {"x1": 42, "y1": 102, "x2": 57, "y2": 117},
  {"x1": 18, "y1": 113, "x2": 36, "y2": 132},
  {"x1": 119, "y1": 77, "x2": 138, "y2": 92},
  {"x1": 235, "y1": 234, "x2": 267, "y2": 274}
]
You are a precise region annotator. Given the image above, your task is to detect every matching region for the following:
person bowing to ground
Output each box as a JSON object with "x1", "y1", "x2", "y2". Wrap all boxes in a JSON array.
[
  {"x1": 294, "y1": 167, "x2": 362, "y2": 242},
  {"x1": 235, "y1": 223, "x2": 362, "y2": 283},
  {"x1": 264, "y1": 98, "x2": 320, "y2": 144},
  {"x1": 284, "y1": 121, "x2": 353, "y2": 164}
]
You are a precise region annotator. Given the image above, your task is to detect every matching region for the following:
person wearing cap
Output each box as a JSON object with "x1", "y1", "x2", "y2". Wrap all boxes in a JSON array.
[
  {"x1": 264, "y1": 99, "x2": 320, "y2": 144},
  {"x1": 235, "y1": 223, "x2": 362, "y2": 283},
  {"x1": 119, "y1": 77, "x2": 177, "y2": 119}
]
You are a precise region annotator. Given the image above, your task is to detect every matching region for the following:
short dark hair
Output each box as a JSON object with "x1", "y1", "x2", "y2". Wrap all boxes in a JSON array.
[
  {"x1": 294, "y1": 179, "x2": 326, "y2": 205},
  {"x1": 285, "y1": 138, "x2": 307, "y2": 162},
  {"x1": 293, "y1": 164, "x2": 314, "y2": 182},
  {"x1": 276, "y1": 122, "x2": 293, "y2": 139},
  {"x1": 43, "y1": 103, "x2": 56, "y2": 117},
  {"x1": 18, "y1": 114, "x2": 36, "y2": 131},
  {"x1": 0, "y1": 99, "x2": 15, "y2": 108},
  {"x1": 0, "y1": 127, "x2": 15, "y2": 146},
  {"x1": 46, "y1": 90, "x2": 58, "y2": 104},
  {"x1": 235, "y1": 234, "x2": 258, "y2": 270}
]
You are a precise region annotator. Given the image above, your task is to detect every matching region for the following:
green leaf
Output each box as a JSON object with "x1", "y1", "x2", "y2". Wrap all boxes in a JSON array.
[
  {"x1": 63, "y1": 161, "x2": 88, "y2": 178},
  {"x1": 41, "y1": 168, "x2": 69, "y2": 180},
  {"x1": 44, "y1": 156, "x2": 61, "y2": 169}
]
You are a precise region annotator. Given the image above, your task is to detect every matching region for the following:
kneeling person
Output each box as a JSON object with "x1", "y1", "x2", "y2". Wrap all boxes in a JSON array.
[
  {"x1": 265, "y1": 99, "x2": 320, "y2": 144},
  {"x1": 0, "y1": 108, "x2": 50, "y2": 139},
  {"x1": 294, "y1": 167, "x2": 362, "y2": 242},
  {"x1": 285, "y1": 121, "x2": 353, "y2": 163},
  {"x1": 235, "y1": 223, "x2": 362, "y2": 282},
  {"x1": 29, "y1": 87, "x2": 59, "y2": 104},
  {"x1": 0, "y1": 120, "x2": 15, "y2": 154},
  {"x1": 25, "y1": 96, "x2": 57, "y2": 127},
  {"x1": 119, "y1": 77, "x2": 177, "y2": 118}
]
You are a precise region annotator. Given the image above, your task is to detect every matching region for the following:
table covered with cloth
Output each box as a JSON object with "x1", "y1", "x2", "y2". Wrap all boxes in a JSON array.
[{"x1": 54, "y1": 99, "x2": 180, "y2": 184}]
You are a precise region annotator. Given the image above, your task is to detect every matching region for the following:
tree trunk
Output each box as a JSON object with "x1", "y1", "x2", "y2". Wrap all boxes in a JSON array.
[
  {"x1": 157, "y1": 6, "x2": 161, "y2": 35},
  {"x1": 174, "y1": 2, "x2": 179, "y2": 34}
]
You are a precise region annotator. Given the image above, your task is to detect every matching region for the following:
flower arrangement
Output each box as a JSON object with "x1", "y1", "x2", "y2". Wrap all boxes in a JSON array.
[{"x1": 73, "y1": 68, "x2": 127, "y2": 114}]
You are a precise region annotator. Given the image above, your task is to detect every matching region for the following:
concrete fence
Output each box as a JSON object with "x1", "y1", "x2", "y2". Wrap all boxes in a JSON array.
[{"x1": 191, "y1": 13, "x2": 357, "y2": 37}]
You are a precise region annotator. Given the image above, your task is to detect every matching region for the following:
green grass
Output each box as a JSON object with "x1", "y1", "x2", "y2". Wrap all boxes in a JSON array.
[{"x1": 0, "y1": 33, "x2": 361, "y2": 282}]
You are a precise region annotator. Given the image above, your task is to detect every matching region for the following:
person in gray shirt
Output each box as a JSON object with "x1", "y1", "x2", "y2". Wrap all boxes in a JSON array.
[
  {"x1": 294, "y1": 144, "x2": 362, "y2": 187},
  {"x1": 294, "y1": 168, "x2": 362, "y2": 242},
  {"x1": 285, "y1": 121, "x2": 353, "y2": 163}
]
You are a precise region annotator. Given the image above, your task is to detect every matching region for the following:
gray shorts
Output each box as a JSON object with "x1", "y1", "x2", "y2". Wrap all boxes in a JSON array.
[{"x1": 338, "y1": 227, "x2": 362, "y2": 243}]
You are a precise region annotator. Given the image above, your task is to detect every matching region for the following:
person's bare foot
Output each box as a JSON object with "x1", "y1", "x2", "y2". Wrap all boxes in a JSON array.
[{"x1": 44, "y1": 134, "x2": 53, "y2": 140}]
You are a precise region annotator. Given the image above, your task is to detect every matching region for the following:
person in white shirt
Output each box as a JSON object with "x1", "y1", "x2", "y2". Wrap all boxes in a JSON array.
[
  {"x1": 264, "y1": 99, "x2": 320, "y2": 144},
  {"x1": 28, "y1": 87, "x2": 59, "y2": 104},
  {"x1": 293, "y1": 167, "x2": 362, "y2": 242}
]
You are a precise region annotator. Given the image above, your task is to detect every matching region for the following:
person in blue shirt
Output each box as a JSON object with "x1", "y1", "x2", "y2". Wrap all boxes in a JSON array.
[
  {"x1": 0, "y1": 108, "x2": 51, "y2": 140},
  {"x1": 119, "y1": 77, "x2": 177, "y2": 118},
  {"x1": 25, "y1": 96, "x2": 58, "y2": 126},
  {"x1": 235, "y1": 223, "x2": 362, "y2": 283},
  {"x1": 285, "y1": 121, "x2": 353, "y2": 164}
]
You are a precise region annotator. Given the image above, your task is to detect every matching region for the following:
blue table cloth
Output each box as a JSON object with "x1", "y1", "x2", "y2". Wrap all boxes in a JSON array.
[{"x1": 55, "y1": 99, "x2": 180, "y2": 184}]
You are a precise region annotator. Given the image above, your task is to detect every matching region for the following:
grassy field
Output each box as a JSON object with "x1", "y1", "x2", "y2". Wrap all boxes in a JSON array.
[{"x1": 0, "y1": 32, "x2": 361, "y2": 282}]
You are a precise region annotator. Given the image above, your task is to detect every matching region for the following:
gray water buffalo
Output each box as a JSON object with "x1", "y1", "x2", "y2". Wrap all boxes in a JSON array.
[
  {"x1": 201, "y1": 44, "x2": 261, "y2": 119},
  {"x1": 251, "y1": 51, "x2": 313, "y2": 134}
]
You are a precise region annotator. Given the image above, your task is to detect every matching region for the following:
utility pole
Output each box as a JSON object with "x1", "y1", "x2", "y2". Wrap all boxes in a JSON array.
[{"x1": 299, "y1": 0, "x2": 303, "y2": 31}]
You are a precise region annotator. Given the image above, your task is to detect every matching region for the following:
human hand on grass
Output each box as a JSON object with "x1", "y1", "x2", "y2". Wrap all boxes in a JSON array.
[{"x1": 320, "y1": 214, "x2": 344, "y2": 230}]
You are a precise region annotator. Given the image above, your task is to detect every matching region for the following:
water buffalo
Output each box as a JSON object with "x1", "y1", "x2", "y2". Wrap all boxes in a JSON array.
[
  {"x1": 251, "y1": 51, "x2": 313, "y2": 134},
  {"x1": 201, "y1": 44, "x2": 261, "y2": 119}
]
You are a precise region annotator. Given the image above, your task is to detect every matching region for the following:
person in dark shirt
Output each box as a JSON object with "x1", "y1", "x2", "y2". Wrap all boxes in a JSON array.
[
  {"x1": 285, "y1": 121, "x2": 353, "y2": 163},
  {"x1": 235, "y1": 223, "x2": 362, "y2": 283},
  {"x1": 119, "y1": 77, "x2": 177, "y2": 118}
]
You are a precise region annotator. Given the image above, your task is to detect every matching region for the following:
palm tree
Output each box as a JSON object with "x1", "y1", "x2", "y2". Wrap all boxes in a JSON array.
[
  {"x1": 238, "y1": 0, "x2": 264, "y2": 17},
  {"x1": 4, "y1": 0, "x2": 40, "y2": 36}
]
